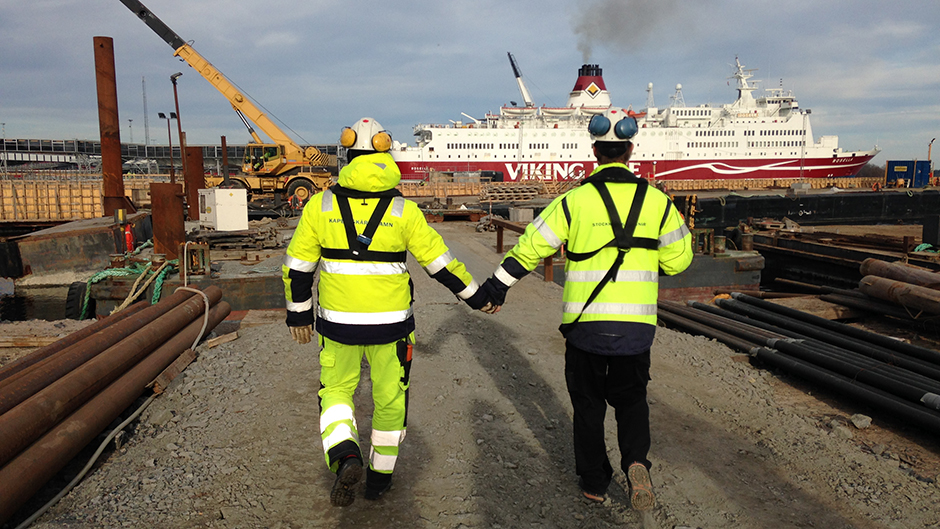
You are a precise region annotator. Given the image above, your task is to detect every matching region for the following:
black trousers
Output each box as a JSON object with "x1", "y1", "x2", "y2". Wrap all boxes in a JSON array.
[{"x1": 564, "y1": 342, "x2": 652, "y2": 494}]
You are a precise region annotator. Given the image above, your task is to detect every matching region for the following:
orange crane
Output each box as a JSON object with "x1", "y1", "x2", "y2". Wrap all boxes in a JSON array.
[{"x1": 119, "y1": 0, "x2": 332, "y2": 204}]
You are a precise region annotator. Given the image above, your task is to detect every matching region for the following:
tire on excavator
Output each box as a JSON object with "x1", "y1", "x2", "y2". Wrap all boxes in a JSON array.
[{"x1": 287, "y1": 178, "x2": 315, "y2": 209}]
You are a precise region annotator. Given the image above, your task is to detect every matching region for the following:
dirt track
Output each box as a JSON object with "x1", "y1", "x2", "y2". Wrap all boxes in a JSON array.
[{"x1": 4, "y1": 221, "x2": 940, "y2": 528}]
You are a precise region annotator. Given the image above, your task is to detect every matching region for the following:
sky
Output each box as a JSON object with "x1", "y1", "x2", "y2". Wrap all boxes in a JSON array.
[{"x1": 1, "y1": 0, "x2": 938, "y2": 166}]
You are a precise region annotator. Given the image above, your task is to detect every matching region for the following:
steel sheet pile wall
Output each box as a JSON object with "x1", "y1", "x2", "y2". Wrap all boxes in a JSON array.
[
  {"x1": 657, "y1": 273, "x2": 940, "y2": 436},
  {"x1": 0, "y1": 285, "x2": 231, "y2": 525}
]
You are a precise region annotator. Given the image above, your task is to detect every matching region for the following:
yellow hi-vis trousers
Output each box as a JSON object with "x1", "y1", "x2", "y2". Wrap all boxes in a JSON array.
[{"x1": 318, "y1": 334, "x2": 412, "y2": 476}]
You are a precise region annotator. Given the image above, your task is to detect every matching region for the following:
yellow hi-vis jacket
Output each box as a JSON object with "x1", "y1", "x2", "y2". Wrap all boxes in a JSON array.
[
  {"x1": 283, "y1": 152, "x2": 486, "y2": 345},
  {"x1": 492, "y1": 163, "x2": 693, "y2": 355}
]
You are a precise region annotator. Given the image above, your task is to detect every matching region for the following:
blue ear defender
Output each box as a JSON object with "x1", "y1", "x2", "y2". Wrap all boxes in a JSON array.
[
  {"x1": 614, "y1": 117, "x2": 638, "y2": 139},
  {"x1": 588, "y1": 114, "x2": 611, "y2": 136}
]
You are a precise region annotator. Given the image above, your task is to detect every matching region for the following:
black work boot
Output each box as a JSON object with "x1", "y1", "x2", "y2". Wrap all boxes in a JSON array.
[
  {"x1": 330, "y1": 456, "x2": 363, "y2": 507},
  {"x1": 363, "y1": 467, "x2": 392, "y2": 500}
]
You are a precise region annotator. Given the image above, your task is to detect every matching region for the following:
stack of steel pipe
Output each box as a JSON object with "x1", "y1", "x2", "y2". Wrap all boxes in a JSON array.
[
  {"x1": 0, "y1": 285, "x2": 231, "y2": 525},
  {"x1": 845, "y1": 257, "x2": 940, "y2": 320},
  {"x1": 657, "y1": 293, "x2": 940, "y2": 436}
]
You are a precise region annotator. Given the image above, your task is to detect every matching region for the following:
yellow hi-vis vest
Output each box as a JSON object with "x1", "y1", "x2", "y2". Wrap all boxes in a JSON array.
[{"x1": 495, "y1": 163, "x2": 693, "y2": 355}]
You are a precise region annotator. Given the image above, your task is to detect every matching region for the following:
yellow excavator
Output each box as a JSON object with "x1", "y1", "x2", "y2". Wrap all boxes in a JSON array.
[{"x1": 119, "y1": 0, "x2": 332, "y2": 205}]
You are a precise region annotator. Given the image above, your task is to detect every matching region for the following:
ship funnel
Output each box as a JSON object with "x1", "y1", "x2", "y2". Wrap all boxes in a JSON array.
[
  {"x1": 578, "y1": 64, "x2": 603, "y2": 78},
  {"x1": 567, "y1": 63, "x2": 611, "y2": 109}
]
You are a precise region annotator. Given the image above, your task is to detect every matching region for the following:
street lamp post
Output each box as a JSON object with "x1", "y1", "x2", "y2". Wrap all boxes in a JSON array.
[
  {"x1": 1, "y1": 122, "x2": 7, "y2": 179},
  {"x1": 170, "y1": 72, "x2": 187, "y2": 177},
  {"x1": 930, "y1": 138, "x2": 936, "y2": 184},
  {"x1": 158, "y1": 112, "x2": 178, "y2": 183}
]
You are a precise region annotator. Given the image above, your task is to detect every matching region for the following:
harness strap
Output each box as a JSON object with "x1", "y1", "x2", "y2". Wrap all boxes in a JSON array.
[
  {"x1": 566, "y1": 180, "x2": 658, "y2": 262},
  {"x1": 323, "y1": 195, "x2": 406, "y2": 263}
]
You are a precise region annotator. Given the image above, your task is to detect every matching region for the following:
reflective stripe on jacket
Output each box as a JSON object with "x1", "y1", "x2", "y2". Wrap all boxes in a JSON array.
[{"x1": 495, "y1": 163, "x2": 693, "y2": 355}]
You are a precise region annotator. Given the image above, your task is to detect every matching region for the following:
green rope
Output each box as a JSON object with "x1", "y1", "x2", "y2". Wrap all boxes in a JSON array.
[
  {"x1": 914, "y1": 243, "x2": 937, "y2": 253},
  {"x1": 80, "y1": 245, "x2": 179, "y2": 318},
  {"x1": 151, "y1": 260, "x2": 179, "y2": 304}
]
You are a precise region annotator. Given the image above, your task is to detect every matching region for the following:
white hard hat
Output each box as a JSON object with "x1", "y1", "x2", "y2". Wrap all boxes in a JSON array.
[
  {"x1": 588, "y1": 108, "x2": 638, "y2": 142},
  {"x1": 340, "y1": 117, "x2": 393, "y2": 152}
]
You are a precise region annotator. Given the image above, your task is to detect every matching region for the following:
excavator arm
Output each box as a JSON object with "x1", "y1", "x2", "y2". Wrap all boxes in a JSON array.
[{"x1": 119, "y1": 0, "x2": 325, "y2": 167}]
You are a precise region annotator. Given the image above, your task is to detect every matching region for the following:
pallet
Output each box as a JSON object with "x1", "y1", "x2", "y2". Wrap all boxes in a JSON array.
[{"x1": 479, "y1": 183, "x2": 544, "y2": 202}]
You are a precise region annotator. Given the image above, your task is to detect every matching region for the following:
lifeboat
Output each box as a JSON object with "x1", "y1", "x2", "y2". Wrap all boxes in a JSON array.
[
  {"x1": 541, "y1": 106, "x2": 576, "y2": 116},
  {"x1": 501, "y1": 106, "x2": 537, "y2": 116},
  {"x1": 579, "y1": 106, "x2": 608, "y2": 115}
]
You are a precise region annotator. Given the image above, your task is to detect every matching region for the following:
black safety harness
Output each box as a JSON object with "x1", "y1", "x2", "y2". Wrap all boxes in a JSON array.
[
  {"x1": 559, "y1": 174, "x2": 659, "y2": 336},
  {"x1": 319, "y1": 185, "x2": 407, "y2": 263}
]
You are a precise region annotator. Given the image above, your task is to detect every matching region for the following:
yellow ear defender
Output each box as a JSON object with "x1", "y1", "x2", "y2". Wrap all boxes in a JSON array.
[
  {"x1": 340, "y1": 127, "x2": 357, "y2": 148},
  {"x1": 372, "y1": 131, "x2": 392, "y2": 152}
]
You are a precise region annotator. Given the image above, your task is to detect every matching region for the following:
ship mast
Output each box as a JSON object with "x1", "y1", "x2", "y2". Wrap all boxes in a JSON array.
[
  {"x1": 507, "y1": 52, "x2": 535, "y2": 108},
  {"x1": 730, "y1": 56, "x2": 759, "y2": 108}
]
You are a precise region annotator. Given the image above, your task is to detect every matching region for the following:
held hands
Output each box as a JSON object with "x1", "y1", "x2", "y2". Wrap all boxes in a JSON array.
[
  {"x1": 479, "y1": 301, "x2": 501, "y2": 314},
  {"x1": 289, "y1": 324, "x2": 313, "y2": 344},
  {"x1": 477, "y1": 276, "x2": 508, "y2": 315},
  {"x1": 464, "y1": 280, "x2": 503, "y2": 314}
]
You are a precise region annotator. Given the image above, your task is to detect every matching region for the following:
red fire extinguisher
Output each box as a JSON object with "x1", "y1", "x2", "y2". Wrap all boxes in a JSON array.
[{"x1": 124, "y1": 225, "x2": 135, "y2": 253}]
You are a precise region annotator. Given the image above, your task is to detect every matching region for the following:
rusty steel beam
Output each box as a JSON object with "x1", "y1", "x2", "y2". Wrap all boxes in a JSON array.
[
  {"x1": 184, "y1": 146, "x2": 206, "y2": 221},
  {"x1": 0, "y1": 301, "x2": 149, "y2": 384},
  {"x1": 94, "y1": 36, "x2": 135, "y2": 216},
  {"x1": 0, "y1": 301, "x2": 231, "y2": 526},
  {"x1": 0, "y1": 290, "x2": 197, "y2": 415},
  {"x1": 0, "y1": 286, "x2": 222, "y2": 468},
  {"x1": 151, "y1": 182, "x2": 186, "y2": 260}
]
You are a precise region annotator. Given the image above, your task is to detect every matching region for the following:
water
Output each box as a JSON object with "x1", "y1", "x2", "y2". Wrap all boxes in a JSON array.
[{"x1": 0, "y1": 284, "x2": 69, "y2": 321}]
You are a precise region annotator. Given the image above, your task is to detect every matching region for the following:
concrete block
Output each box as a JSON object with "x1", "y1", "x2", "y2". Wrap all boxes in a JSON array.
[{"x1": 509, "y1": 208, "x2": 533, "y2": 223}]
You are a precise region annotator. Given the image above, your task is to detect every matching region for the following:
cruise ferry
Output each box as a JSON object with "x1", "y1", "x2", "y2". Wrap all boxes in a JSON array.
[{"x1": 390, "y1": 56, "x2": 880, "y2": 183}]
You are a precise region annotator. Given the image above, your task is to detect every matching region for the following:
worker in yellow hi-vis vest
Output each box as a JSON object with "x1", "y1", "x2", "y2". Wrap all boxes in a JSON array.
[{"x1": 480, "y1": 108, "x2": 693, "y2": 511}]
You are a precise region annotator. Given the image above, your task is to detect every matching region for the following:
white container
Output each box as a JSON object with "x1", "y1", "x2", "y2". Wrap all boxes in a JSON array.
[{"x1": 199, "y1": 188, "x2": 248, "y2": 231}]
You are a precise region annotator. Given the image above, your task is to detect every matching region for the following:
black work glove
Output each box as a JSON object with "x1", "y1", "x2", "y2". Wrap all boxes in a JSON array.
[
  {"x1": 481, "y1": 276, "x2": 509, "y2": 307},
  {"x1": 463, "y1": 286, "x2": 489, "y2": 310}
]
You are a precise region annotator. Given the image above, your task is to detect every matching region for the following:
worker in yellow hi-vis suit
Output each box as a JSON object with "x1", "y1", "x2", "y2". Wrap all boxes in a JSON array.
[{"x1": 282, "y1": 117, "x2": 493, "y2": 507}]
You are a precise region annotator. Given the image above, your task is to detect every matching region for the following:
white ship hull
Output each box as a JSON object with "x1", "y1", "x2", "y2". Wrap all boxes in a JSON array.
[{"x1": 392, "y1": 59, "x2": 879, "y2": 183}]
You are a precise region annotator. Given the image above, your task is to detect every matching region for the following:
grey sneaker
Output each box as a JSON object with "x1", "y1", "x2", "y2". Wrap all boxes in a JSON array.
[{"x1": 330, "y1": 457, "x2": 363, "y2": 507}]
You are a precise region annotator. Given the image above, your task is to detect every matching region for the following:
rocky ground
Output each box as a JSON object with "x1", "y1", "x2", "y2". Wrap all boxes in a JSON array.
[{"x1": 2, "y1": 222, "x2": 939, "y2": 528}]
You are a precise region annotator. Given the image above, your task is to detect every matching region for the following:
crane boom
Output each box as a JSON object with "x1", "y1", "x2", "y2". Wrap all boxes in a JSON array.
[
  {"x1": 118, "y1": 0, "x2": 324, "y2": 167},
  {"x1": 507, "y1": 52, "x2": 534, "y2": 108}
]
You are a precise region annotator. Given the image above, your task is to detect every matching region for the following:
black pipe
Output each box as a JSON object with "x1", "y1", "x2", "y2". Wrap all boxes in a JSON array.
[
  {"x1": 671, "y1": 302, "x2": 940, "y2": 401},
  {"x1": 767, "y1": 338, "x2": 940, "y2": 410},
  {"x1": 696, "y1": 299, "x2": 940, "y2": 386},
  {"x1": 688, "y1": 301, "x2": 807, "y2": 340},
  {"x1": 797, "y1": 339, "x2": 940, "y2": 394},
  {"x1": 659, "y1": 301, "x2": 783, "y2": 343},
  {"x1": 732, "y1": 292, "x2": 940, "y2": 366},
  {"x1": 751, "y1": 347, "x2": 940, "y2": 435},
  {"x1": 716, "y1": 298, "x2": 940, "y2": 382},
  {"x1": 656, "y1": 309, "x2": 762, "y2": 354}
]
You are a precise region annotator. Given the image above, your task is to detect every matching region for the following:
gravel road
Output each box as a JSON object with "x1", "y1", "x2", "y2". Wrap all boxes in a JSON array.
[{"x1": 4, "y1": 222, "x2": 939, "y2": 529}]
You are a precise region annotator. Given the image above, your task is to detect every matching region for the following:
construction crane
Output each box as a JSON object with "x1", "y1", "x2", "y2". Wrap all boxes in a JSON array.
[{"x1": 119, "y1": 0, "x2": 331, "y2": 205}]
